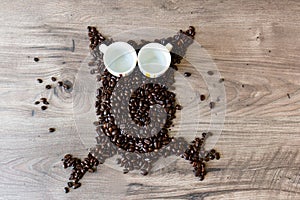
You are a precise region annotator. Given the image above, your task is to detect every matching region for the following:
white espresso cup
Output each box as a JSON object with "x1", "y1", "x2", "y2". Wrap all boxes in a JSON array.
[
  {"x1": 99, "y1": 42, "x2": 137, "y2": 77},
  {"x1": 137, "y1": 43, "x2": 173, "y2": 78}
]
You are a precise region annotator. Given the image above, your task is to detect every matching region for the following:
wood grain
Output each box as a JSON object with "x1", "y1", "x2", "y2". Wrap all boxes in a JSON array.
[{"x1": 0, "y1": 0, "x2": 300, "y2": 199}]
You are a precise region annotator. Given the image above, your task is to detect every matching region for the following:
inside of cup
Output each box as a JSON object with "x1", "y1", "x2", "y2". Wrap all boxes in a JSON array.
[
  {"x1": 105, "y1": 44, "x2": 137, "y2": 73},
  {"x1": 138, "y1": 47, "x2": 170, "y2": 74}
]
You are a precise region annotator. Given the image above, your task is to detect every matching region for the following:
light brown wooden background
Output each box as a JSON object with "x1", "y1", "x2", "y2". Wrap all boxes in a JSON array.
[{"x1": 0, "y1": 0, "x2": 299, "y2": 199}]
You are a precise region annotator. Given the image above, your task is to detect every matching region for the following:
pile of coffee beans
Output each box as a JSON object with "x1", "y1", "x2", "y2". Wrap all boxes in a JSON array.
[
  {"x1": 116, "y1": 136, "x2": 190, "y2": 175},
  {"x1": 128, "y1": 83, "x2": 178, "y2": 127},
  {"x1": 61, "y1": 153, "x2": 99, "y2": 193},
  {"x1": 181, "y1": 133, "x2": 221, "y2": 181},
  {"x1": 93, "y1": 67, "x2": 176, "y2": 153},
  {"x1": 87, "y1": 26, "x2": 106, "y2": 50},
  {"x1": 34, "y1": 97, "x2": 49, "y2": 110},
  {"x1": 61, "y1": 26, "x2": 220, "y2": 192}
]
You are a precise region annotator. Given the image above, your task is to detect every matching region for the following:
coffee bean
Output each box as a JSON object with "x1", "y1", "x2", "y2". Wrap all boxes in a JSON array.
[
  {"x1": 73, "y1": 182, "x2": 81, "y2": 189},
  {"x1": 34, "y1": 101, "x2": 40, "y2": 105},
  {"x1": 175, "y1": 104, "x2": 182, "y2": 110},
  {"x1": 67, "y1": 182, "x2": 73, "y2": 187},
  {"x1": 41, "y1": 106, "x2": 48, "y2": 110},
  {"x1": 64, "y1": 154, "x2": 72, "y2": 160},
  {"x1": 37, "y1": 78, "x2": 43, "y2": 83},
  {"x1": 34, "y1": 57, "x2": 39, "y2": 62},
  {"x1": 184, "y1": 72, "x2": 191, "y2": 77},
  {"x1": 45, "y1": 85, "x2": 52, "y2": 90},
  {"x1": 207, "y1": 71, "x2": 214, "y2": 76},
  {"x1": 48, "y1": 128, "x2": 56, "y2": 133},
  {"x1": 88, "y1": 168, "x2": 95, "y2": 173},
  {"x1": 209, "y1": 154, "x2": 215, "y2": 160},
  {"x1": 58, "y1": 81, "x2": 63, "y2": 86},
  {"x1": 51, "y1": 77, "x2": 57, "y2": 82},
  {"x1": 215, "y1": 152, "x2": 220, "y2": 160},
  {"x1": 200, "y1": 95, "x2": 206, "y2": 101},
  {"x1": 209, "y1": 102, "x2": 215, "y2": 109},
  {"x1": 63, "y1": 80, "x2": 73, "y2": 91},
  {"x1": 199, "y1": 175, "x2": 204, "y2": 181},
  {"x1": 204, "y1": 157, "x2": 209, "y2": 162},
  {"x1": 140, "y1": 169, "x2": 148, "y2": 176},
  {"x1": 64, "y1": 187, "x2": 69, "y2": 193}
]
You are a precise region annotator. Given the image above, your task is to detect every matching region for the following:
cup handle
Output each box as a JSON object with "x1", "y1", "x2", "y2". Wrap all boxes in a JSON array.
[
  {"x1": 165, "y1": 43, "x2": 173, "y2": 52},
  {"x1": 99, "y1": 44, "x2": 108, "y2": 54}
]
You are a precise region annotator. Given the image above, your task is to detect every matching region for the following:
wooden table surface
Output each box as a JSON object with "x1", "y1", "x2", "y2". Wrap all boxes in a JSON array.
[{"x1": 0, "y1": 0, "x2": 299, "y2": 199}]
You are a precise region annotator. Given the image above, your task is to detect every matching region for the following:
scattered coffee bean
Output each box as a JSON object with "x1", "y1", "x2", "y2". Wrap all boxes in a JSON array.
[
  {"x1": 34, "y1": 101, "x2": 40, "y2": 105},
  {"x1": 184, "y1": 72, "x2": 191, "y2": 77},
  {"x1": 34, "y1": 57, "x2": 39, "y2": 62},
  {"x1": 215, "y1": 152, "x2": 220, "y2": 160},
  {"x1": 219, "y1": 78, "x2": 225, "y2": 83},
  {"x1": 200, "y1": 94, "x2": 206, "y2": 101},
  {"x1": 209, "y1": 102, "x2": 215, "y2": 109},
  {"x1": 58, "y1": 81, "x2": 63, "y2": 87},
  {"x1": 287, "y1": 93, "x2": 290, "y2": 99},
  {"x1": 41, "y1": 106, "x2": 48, "y2": 110},
  {"x1": 64, "y1": 187, "x2": 69, "y2": 193},
  {"x1": 63, "y1": 80, "x2": 73, "y2": 92},
  {"x1": 49, "y1": 128, "x2": 56, "y2": 133},
  {"x1": 45, "y1": 85, "x2": 52, "y2": 90},
  {"x1": 40, "y1": 98, "x2": 49, "y2": 105},
  {"x1": 51, "y1": 77, "x2": 57, "y2": 82},
  {"x1": 37, "y1": 78, "x2": 43, "y2": 83},
  {"x1": 207, "y1": 71, "x2": 214, "y2": 76}
]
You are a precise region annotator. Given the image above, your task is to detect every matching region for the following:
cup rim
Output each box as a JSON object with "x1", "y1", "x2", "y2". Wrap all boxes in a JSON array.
[
  {"x1": 103, "y1": 42, "x2": 137, "y2": 77},
  {"x1": 137, "y1": 42, "x2": 171, "y2": 78}
]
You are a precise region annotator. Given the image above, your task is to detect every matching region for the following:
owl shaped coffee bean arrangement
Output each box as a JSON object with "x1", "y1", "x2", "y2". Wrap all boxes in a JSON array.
[{"x1": 61, "y1": 26, "x2": 221, "y2": 193}]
